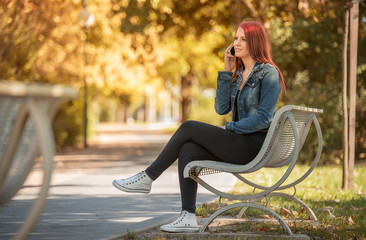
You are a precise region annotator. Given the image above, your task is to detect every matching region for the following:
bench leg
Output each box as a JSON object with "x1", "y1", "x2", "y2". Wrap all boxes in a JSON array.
[
  {"x1": 14, "y1": 99, "x2": 55, "y2": 240},
  {"x1": 199, "y1": 202, "x2": 293, "y2": 235},
  {"x1": 237, "y1": 192, "x2": 319, "y2": 225}
]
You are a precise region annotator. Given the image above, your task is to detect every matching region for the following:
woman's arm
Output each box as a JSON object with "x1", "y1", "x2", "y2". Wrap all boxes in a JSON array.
[
  {"x1": 214, "y1": 71, "x2": 233, "y2": 115},
  {"x1": 215, "y1": 44, "x2": 237, "y2": 115}
]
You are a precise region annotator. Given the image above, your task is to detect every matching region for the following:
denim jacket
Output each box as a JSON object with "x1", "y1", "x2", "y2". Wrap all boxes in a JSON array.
[{"x1": 215, "y1": 62, "x2": 281, "y2": 134}]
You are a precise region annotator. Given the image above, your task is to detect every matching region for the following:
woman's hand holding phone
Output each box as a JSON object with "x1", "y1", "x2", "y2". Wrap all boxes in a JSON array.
[{"x1": 224, "y1": 44, "x2": 236, "y2": 72}]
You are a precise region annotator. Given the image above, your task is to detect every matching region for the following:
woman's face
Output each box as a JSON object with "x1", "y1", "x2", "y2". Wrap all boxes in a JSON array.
[{"x1": 233, "y1": 27, "x2": 249, "y2": 59}]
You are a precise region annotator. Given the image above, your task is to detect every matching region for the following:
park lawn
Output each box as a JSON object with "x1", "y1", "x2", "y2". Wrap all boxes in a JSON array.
[{"x1": 196, "y1": 163, "x2": 366, "y2": 239}]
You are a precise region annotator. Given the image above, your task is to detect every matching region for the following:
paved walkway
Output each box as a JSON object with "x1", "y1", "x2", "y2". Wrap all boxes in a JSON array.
[{"x1": 0, "y1": 123, "x2": 236, "y2": 240}]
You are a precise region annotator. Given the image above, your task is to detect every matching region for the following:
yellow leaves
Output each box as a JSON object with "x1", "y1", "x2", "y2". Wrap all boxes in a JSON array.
[
  {"x1": 312, "y1": 16, "x2": 319, "y2": 23},
  {"x1": 157, "y1": 30, "x2": 223, "y2": 88},
  {"x1": 137, "y1": 0, "x2": 147, "y2": 5},
  {"x1": 269, "y1": 17, "x2": 293, "y2": 45},
  {"x1": 91, "y1": 46, "x2": 139, "y2": 91},
  {"x1": 53, "y1": 15, "x2": 61, "y2": 23},
  {"x1": 172, "y1": 15, "x2": 182, "y2": 24},
  {"x1": 129, "y1": 16, "x2": 141, "y2": 25},
  {"x1": 150, "y1": 0, "x2": 174, "y2": 13},
  {"x1": 23, "y1": 0, "x2": 36, "y2": 14},
  {"x1": 161, "y1": 6, "x2": 173, "y2": 14},
  {"x1": 6, "y1": 16, "x2": 13, "y2": 24},
  {"x1": 73, "y1": 0, "x2": 163, "y2": 96},
  {"x1": 298, "y1": 0, "x2": 309, "y2": 18},
  {"x1": 328, "y1": 9, "x2": 336, "y2": 19}
]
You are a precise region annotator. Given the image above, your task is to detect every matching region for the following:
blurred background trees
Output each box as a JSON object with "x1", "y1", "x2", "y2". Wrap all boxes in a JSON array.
[{"x1": 0, "y1": 0, "x2": 365, "y2": 165}]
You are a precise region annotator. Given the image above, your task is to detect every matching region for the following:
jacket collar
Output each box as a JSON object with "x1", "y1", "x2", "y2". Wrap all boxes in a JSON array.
[{"x1": 238, "y1": 62, "x2": 264, "y2": 74}]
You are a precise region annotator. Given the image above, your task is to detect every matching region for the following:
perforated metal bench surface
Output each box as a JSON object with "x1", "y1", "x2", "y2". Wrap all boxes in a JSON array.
[{"x1": 0, "y1": 81, "x2": 78, "y2": 240}]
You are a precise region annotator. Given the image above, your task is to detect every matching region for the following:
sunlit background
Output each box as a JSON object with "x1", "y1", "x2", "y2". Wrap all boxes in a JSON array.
[{"x1": 0, "y1": 0, "x2": 365, "y2": 165}]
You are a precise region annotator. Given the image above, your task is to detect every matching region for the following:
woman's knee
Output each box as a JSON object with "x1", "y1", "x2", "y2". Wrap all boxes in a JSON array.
[
  {"x1": 179, "y1": 120, "x2": 200, "y2": 132},
  {"x1": 178, "y1": 142, "x2": 199, "y2": 169},
  {"x1": 178, "y1": 142, "x2": 196, "y2": 159}
]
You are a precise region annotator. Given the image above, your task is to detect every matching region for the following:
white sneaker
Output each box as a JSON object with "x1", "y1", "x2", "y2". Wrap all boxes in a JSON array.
[
  {"x1": 112, "y1": 171, "x2": 153, "y2": 194},
  {"x1": 160, "y1": 210, "x2": 199, "y2": 233}
]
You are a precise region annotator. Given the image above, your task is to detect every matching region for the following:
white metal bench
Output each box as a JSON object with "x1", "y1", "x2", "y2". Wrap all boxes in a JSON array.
[
  {"x1": 0, "y1": 81, "x2": 78, "y2": 240},
  {"x1": 183, "y1": 105, "x2": 323, "y2": 235}
]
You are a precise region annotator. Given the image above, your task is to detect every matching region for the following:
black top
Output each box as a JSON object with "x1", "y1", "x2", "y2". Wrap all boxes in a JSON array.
[{"x1": 234, "y1": 89, "x2": 240, "y2": 122}]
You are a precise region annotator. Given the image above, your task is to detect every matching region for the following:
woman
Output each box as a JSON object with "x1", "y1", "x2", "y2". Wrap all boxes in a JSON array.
[{"x1": 112, "y1": 20, "x2": 285, "y2": 233}]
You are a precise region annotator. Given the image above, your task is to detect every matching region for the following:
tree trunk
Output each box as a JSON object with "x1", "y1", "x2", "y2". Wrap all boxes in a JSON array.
[
  {"x1": 342, "y1": 3, "x2": 350, "y2": 190},
  {"x1": 347, "y1": 0, "x2": 359, "y2": 190},
  {"x1": 181, "y1": 71, "x2": 194, "y2": 121},
  {"x1": 234, "y1": 0, "x2": 243, "y2": 24},
  {"x1": 241, "y1": 0, "x2": 260, "y2": 20}
]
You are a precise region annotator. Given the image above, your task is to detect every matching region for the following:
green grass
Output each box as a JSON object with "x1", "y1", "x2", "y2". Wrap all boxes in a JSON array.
[{"x1": 196, "y1": 163, "x2": 366, "y2": 239}]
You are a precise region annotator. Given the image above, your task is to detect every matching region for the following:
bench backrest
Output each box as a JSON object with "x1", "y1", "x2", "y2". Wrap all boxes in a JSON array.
[
  {"x1": 0, "y1": 97, "x2": 39, "y2": 205},
  {"x1": 256, "y1": 105, "x2": 322, "y2": 170},
  {"x1": 0, "y1": 81, "x2": 78, "y2": 206}
]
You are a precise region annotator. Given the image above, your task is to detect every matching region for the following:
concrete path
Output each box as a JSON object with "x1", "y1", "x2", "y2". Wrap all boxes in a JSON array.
[{"x1": 0, "y1": 123, "x2": 236, "y2": 240}]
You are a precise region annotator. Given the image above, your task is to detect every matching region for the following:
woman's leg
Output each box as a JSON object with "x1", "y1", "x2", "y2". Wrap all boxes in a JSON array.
[
  {"x1": 160, "y1": 135, "x2": 265, "y2": 233},
  {"x1": 114, "y1": 120, "x2": 265, "y2": 195},
  {"x1": 178, "y1": 142, "x2": 221, "y2": 213},
  {"x1": 145, "y1": 120, "x2": 266, "y2": 180}
]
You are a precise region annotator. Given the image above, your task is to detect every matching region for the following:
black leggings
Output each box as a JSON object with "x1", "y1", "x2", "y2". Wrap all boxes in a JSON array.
[{"x1": 145, "y1": 120, "x2": 266, "y2": 213}]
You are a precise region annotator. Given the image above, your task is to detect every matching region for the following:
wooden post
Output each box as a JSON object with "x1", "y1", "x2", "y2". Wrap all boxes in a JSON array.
[
  {"x1": 348, "y1": 0, "x2": 359, "y2": 190},
  {"x1": 342, "y1": 3, "x2": 349, "y2": 190}
]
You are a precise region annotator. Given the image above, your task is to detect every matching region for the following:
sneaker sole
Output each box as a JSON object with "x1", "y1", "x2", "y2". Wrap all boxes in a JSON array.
[
  {"x1": 160, "y1": 226, "x2": 199, "y2": 233},
  {"x1": 112, "y1": 180, "x2": 150, "y2": 194}
]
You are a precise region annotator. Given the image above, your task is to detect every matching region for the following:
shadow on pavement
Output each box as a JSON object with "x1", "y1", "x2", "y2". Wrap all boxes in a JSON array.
[
  {"x1": 0, "y1": 124, "x2": 236, "y2": 239},
  {"x1": 0, "y1": 193, "x2": 216, "y2": 240}
]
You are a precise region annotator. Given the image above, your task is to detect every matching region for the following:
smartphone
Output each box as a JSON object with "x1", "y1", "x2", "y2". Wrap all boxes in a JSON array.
[{"x1": 230, "y1": 46, "x2": 235, "y2": 56}]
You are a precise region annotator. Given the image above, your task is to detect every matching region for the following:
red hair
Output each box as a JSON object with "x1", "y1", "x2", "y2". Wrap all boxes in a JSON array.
[{"x1": 232, "y1": 21, "x2": 286, "y2": 92}]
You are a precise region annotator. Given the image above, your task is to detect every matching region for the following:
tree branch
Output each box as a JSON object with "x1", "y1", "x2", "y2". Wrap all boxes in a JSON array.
[{"x1": 241, "y1": 0, "x2": 260, "y2": 20}]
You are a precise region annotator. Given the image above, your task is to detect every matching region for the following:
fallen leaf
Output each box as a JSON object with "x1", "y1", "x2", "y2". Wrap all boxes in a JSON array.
[
  {"x1": 347, "y1": 216, "x2": 355, "y2": 225},
  {"x1": 326, "y1": 210, "x2": 335, "y2": 220},
  {"x1": 321, "y1": 206, "x2": 334, "y2": 212},
  {"x1": 259, "y1": 214, "x2": 273, "y2": 219},
  {"x1": 357, "y1": 189, "x2": 363, "y2": 195},
  {"x1": 326, "y1": 226, "x2": 334, "y2": 232},
  {"x1": 280, "y1": 207, "x2": 291, "y2": 215},
  {"x1": 349, "y1": 205, "x2": 360, "y2": 211},
  {"x1": 299, "y1": 207, "x2": 306, "y2": 214}
]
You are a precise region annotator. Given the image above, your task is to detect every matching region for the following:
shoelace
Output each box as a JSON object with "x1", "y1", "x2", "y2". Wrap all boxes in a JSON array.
[
  {"x1": 170, "y1": 212, "x2": 187, "y2": 226},
  {"x1": 123, "y1": 172, "x2": 145, "y2": 184}
]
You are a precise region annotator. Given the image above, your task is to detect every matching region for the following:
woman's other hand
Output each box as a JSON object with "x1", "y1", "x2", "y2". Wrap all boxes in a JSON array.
[{"x1": 224, "y1": 44, "x2": 236, "y2": 72}]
